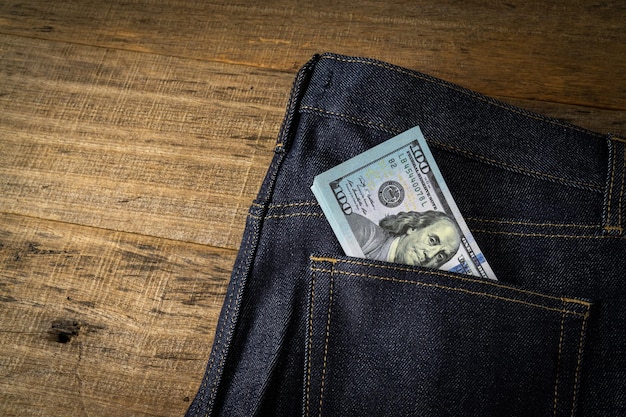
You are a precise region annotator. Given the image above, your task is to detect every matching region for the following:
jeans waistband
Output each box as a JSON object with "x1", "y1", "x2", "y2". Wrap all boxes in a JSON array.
[{"x1": 293, "y1": 53, "x2": 614, "y2": 195}]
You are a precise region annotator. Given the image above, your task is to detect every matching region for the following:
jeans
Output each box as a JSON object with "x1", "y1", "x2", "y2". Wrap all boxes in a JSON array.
[{"x1": 186, "y1": 53, "x2": 626, "y2": 416}]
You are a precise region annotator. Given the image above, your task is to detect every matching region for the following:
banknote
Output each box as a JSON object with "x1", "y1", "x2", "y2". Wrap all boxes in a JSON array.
[{"x1": 311, "y1": 126, "x2": 497, "y2": 280}]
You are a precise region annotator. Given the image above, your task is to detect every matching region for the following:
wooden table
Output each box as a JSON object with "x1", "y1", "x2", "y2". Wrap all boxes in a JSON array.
[{"x1": 1, "y1": 1, "x2": 624, "y2": 415}]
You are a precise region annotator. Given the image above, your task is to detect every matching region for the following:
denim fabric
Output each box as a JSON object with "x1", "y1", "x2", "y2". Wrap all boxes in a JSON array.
[{"x1": 187, "y1": 53, "x2": 626, "y2": 417}]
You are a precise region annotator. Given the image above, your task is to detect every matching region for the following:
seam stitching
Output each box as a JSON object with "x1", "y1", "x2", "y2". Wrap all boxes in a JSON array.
[
  {"x1": 571, "y1": 309, "x2": 590, "y2": 417},
  {"x1": 300, "y1": 105, "x2": 602, "y2": 191},
  {"x1": 301, "y1": 105, "x2": 400, "y2": 133},
  {"x1": 197, "y1": 249, "x2": 240, "y2": 415},
  {"x1": 310, "y1": 256, "x2": 588, "y2": 305},
  {"x1": 553, "y1": 306, "x2": 566, "y2": 417},
  {"x1": 256, "y1": 204, "x2": 600, "y2": 229},
  {"x1": 203, "y1": 217, "x2": 258, "y2": 416},
  {"x1": 618, "y1": 147, "x2": 626, "y2": 231},
  {"x1": 253, "y1": 203, "x2": 603, "y2": 230},
  {"x1": 466, "y1": 217, "x2": 598, "y2": 229},
  {"x1": 318, "y1": 265, "x2": 334, "y2": 417},
  {"x1": 473, "y1": 228, "x2": 624, "y2": 239},
  {"x1": 268, "y1": 201, "x2": 320, "y2": 208},
  {"x1": 249, "y1": 212, "x2": 324, "y2": 220},
  {"x1": 606, "y1": 141, "x2": 618, "y2": 230},
  {"x1": 320, "y1": 55, "x2": 602, "y2": 137},
  {"x1": 305, "y1": 267, "x2": 317, "y2": 417},
  {"x1": 310, "y1": 267, "x2": 587, "y2": 317}
]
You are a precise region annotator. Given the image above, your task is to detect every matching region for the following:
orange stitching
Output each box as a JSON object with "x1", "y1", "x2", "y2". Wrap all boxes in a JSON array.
[
  {"x1": 301, "y1": 105, "x2": 399, "y2": 133},
  {"x1": 309, "y1": 267, "x2": 588, "y2": 317},
  {"x1": 618, "y1": 148, "x2": 626, "y2": 230},
  {"x1": 571, "y1": 309, "x2": 591, "y2": 417},
  {"x1": 560, "y1": 297, "x2": 589, "y2": 306},
  {"x1": 248, "y1": 212, "x2": 324, "y2": 220},
  {"x1": 305, "y1": 268, "x2": 317, "y2": 417},
  {"x1": 553, "y1": 307, "x2": 566, "y2": 417},
  {"x1": 320, "y1": 55, "x2": 601, "y2": 137},
  {"x1": 266, "y1": 212, "x2": 323, "y2": 219},
  {"x1": 466, "y1": 217, "x2": 597, "y2": 229},
  {"x1": 250, "y1": 202, "x2": 321, "y2": 213},
  {"x1": 318, "y1": 266, "x2": 335, "y2": 417},
  {"x1": 309, "y1": 256, "x2": 339, "y2": 264},
  {"x1": 474, "y1": 229, "x2": 624, "y2": 239},
  {"x1": 310, "y1": 256, "x2": 589, "y2": 305},
  {"x1": 269, "y1": 201, "x2": 319, "y2": 208},
  {"x1": 252, "y1": 201, "x2": 319, "y2": 209},
  {"x1": 611, "y1": 136, "x2": 626, "y2": 144},
  {"x1": 606, "y1": 141, "x2": 618, "y2": 229}
]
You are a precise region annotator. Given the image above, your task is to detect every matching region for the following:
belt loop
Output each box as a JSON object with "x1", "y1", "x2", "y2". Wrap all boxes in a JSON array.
[{"x1": 602, "y1": 135, "x2": 626, "y2": 235}]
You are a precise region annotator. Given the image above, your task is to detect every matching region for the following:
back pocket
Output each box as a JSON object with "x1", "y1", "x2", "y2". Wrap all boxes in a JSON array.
[{"x1": 304, "y1": 255, "x2": 591, "y2": 417}]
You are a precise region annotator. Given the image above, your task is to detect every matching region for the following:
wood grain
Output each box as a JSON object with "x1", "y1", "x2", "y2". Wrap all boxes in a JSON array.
[
  {"x1": 0, "y1": 1, "x2": 625, "y2": 416},
  {"x1": 0, "y1": 34, "x2": 290, "y2": 250},
  {"x1": 0, "y1": 212, "x2": 232, "y2": 416},
  {"x1": 0, "y1": 1, "x2": 624, "y2": 109}
]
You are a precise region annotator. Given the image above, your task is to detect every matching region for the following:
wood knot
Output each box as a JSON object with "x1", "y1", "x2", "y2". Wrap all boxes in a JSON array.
[{"x1": 49, "y1": 319, "x2": 81, "y2": 344}]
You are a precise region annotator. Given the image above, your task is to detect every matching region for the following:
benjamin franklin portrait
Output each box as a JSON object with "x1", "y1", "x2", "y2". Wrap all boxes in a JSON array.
[{"x1": 346, "y1": 211, "x2": 462, "y2": 268}]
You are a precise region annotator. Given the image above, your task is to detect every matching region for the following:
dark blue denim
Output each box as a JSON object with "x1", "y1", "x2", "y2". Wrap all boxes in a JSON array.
[{"x1": 186, "y1": 53, "x2": 626, "y2": 416}]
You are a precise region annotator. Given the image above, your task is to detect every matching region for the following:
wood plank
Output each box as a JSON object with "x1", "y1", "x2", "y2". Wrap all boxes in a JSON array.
[
  {"x1": 0, "y1": 34, "x2": 291, "y2": 249},
  {"x1": 0, "y1": 1, "x2": 624, "y2": 109},
  {"x1": 0, "y1": 212, "x2": 232, "y2": 417},
  {"x1": 1, "y1": 34, "x2": 626, "y2": 255}
]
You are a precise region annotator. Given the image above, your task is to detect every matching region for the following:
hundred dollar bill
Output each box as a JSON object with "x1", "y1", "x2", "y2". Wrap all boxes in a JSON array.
[{"x1": 311, "y1": 126, "x2": 497, "y2": 280}]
